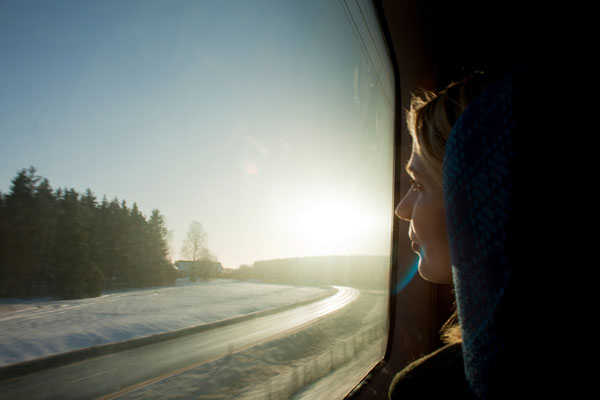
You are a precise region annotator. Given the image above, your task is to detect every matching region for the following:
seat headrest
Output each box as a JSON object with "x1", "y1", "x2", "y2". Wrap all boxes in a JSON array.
[{"x1": 444, "y1": 67, "x2": 530, "y2": 398}]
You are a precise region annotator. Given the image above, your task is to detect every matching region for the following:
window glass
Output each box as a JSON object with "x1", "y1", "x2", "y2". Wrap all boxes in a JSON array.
[{"x1": 0, "y1": 0, "x2": 394, "y2": 398}]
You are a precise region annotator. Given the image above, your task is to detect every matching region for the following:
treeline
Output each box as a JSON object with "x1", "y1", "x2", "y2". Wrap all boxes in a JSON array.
[
  {"x1": 0, "y1": 167, "x2": 176, "y2": 299},
  {"x1": 224, "y1": 255, "x2": 389, "y2": 289}
]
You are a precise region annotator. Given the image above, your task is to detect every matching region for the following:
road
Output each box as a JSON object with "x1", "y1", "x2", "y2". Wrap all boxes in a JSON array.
[{"x1": 0, "y1": 286, "x2": 359, "y2": 400}]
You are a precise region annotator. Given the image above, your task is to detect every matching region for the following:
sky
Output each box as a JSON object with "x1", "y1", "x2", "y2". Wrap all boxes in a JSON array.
[{"x1": 0, "y1": 0, "x2": 395, "y2": 269}]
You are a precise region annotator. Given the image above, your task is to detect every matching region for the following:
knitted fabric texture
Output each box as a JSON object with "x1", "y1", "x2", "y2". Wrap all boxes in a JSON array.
[{"x1": 443, "y1": 69, "x2": 526, "y2": 399}]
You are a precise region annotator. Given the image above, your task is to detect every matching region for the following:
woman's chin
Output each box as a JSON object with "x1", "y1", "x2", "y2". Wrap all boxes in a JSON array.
[{"x1": 417, "y1": 255, "x2": 453, "y2": 284}]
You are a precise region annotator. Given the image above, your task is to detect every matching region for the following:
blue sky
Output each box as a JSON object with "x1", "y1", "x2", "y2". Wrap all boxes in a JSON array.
[{"x1": 0, "y1": 0, "x2": 394, "y2": 268}]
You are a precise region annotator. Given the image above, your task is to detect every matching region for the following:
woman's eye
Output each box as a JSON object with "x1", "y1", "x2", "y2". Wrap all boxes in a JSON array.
[{"x1": 409, "y1": 179, "x2": 422, "y2": 191}]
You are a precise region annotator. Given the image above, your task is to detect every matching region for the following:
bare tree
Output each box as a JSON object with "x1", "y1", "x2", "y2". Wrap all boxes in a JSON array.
[{"x1": 181, "y1": 221, "x2": 208, "y2": 262}]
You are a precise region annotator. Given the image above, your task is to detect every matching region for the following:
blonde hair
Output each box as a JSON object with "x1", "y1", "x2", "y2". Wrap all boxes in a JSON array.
[
  {"x1": 407, "y1": 74, "x2": 492, "y2": 344},
  {"x1": 441, "y1": 306, "x2": 462, "y2": 345},
  {"x1": 407, "y1": 74, "x2": 490, "y2": 186}
]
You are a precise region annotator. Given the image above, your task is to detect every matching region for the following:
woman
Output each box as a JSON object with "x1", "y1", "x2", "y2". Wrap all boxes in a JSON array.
[{"x1": 389, "y1": 74, "x2": 492, "y2": 398}]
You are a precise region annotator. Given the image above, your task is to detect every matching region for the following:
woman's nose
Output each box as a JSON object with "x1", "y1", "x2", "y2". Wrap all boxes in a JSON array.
[{"x1": 395, "y1": 191, "x2": 413, "y2": 221}]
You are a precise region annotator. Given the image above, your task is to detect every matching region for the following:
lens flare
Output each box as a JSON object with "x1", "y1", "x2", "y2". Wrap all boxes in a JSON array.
[{"x1": 393, "y1": 256, "x2": 420, "y2": 294}]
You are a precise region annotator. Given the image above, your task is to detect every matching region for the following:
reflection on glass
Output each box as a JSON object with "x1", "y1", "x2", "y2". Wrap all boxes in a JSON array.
[{"x1": 0, "y1": 0, "x2": 394, "y2": 398}]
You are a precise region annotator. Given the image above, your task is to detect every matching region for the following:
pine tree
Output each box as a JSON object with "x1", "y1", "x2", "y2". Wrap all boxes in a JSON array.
[
  {"x1": 53, "y1": 188, "x2": 101, "y2": 299},
  {"x1": 94, "y1": 196, "x2": 113, "y2": 289},
  {"x1": 127, "y1": 203, "x2": 147, "y2": 287},
  {"x1": 32, "y1": 178, "x2": 57, "y2": 295},
  {"x1": 147, "y1": 209, "x2": 176, "y2": 286},
  {"x1": 3, "y1": 167, "x2": 40, "y2": 296},
  {"x1": 104, "y1": 197, "x2": 127, "y2": 288}
]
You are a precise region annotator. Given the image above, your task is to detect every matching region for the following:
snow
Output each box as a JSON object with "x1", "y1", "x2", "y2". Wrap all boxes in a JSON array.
[
  {"x1": 0, "y1": 279, "x2": 330, "y2": 367},
  {"x1": 112, "y1": 290, "x2": 388, "y2": 400}
]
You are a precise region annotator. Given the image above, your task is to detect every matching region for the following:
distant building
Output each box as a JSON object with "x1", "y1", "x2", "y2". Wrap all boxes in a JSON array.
[{"x1": 175, "y1": 260, "x2": 223, "y2": 280}]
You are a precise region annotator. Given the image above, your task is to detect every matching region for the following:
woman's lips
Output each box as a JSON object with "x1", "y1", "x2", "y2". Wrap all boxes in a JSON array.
[{"x1": 411, "y1": 241, "x2": 421, "y2": 253}]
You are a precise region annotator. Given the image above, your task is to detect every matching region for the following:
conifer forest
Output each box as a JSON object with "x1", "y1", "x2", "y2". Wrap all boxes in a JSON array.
[{"x1": 0, "y1": 167, "x2": 176, "y2": 299}]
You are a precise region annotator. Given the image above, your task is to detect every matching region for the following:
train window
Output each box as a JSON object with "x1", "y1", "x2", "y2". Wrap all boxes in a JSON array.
[{"x1": 0, "y1": 0, "x2": 394, "y2": 398}]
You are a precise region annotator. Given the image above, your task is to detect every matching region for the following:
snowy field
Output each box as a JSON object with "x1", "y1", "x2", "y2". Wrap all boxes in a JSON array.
[
  {"x1": 0, "y1": 279, "x2": 330, "y2": 367},
  {"x1": 115, "y1": 290, "x2": 388, "y2": 400}
]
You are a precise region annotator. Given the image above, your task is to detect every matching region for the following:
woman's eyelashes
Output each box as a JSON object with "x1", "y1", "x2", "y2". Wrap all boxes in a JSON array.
[{"x1": 409, "y1": 178, "x2": 423, "y2": 192}]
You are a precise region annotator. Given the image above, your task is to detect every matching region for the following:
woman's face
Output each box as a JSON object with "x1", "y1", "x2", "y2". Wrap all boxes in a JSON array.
[{"x1": 395, "y1": 152, "x2": 452, "y2": 284}]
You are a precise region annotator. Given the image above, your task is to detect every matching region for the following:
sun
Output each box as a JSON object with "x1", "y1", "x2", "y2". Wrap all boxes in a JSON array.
[{"x1": 293, "y1": 199, "x2": 372, "y2": 254}]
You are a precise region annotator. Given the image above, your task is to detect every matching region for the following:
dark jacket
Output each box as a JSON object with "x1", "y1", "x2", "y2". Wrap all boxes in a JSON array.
[{"x1": 388, "y1": 343, "x2": 468, "y2": 399}]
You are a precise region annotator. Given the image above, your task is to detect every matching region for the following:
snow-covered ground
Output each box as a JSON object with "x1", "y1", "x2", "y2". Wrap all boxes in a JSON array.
[{"x1": 0, "y1": 279, "x2": 329, "y2": 367}]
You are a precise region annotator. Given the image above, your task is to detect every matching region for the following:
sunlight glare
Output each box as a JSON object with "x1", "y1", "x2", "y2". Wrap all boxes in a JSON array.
[{"x1": 293, "y1": 199, "x2": 372, "y2": 252}]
